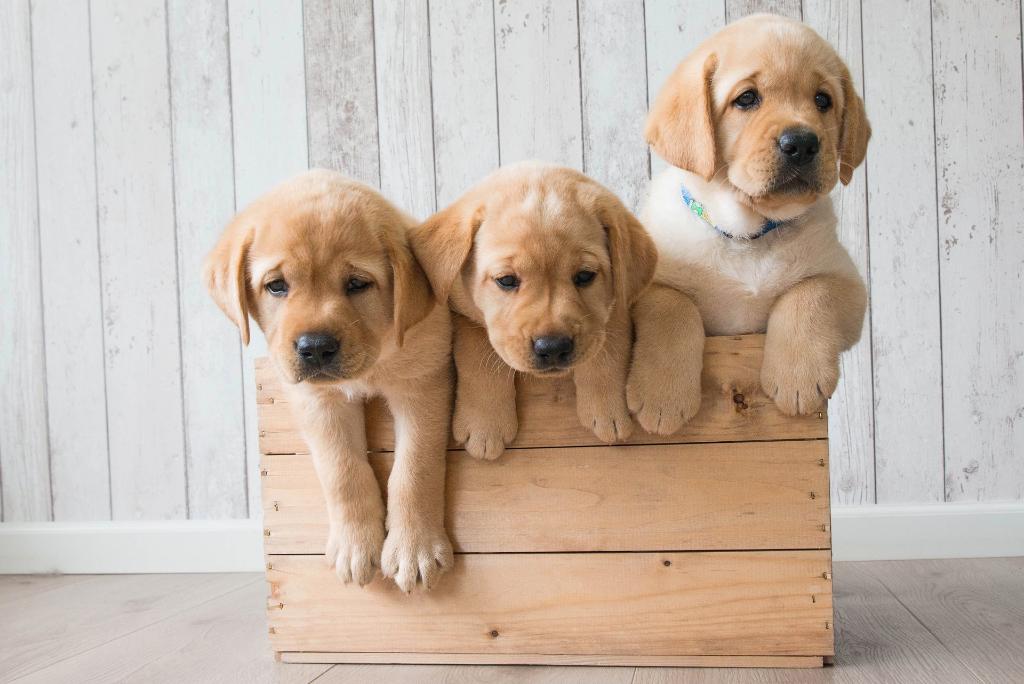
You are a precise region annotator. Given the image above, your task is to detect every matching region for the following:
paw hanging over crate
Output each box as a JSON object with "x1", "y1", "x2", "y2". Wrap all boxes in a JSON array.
[{"x1": 256, "y1": 334, "x2": 833, "y2": 668}]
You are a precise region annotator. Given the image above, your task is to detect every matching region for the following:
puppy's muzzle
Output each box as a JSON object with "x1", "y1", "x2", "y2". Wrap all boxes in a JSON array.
[
  {"x1": 294, "y1": 332, "x2": 341, "y2": 374},
  {"x1": 531, "y1": 335, "x2": 575, "y2": 371},
  {"x1": 777, "y1": 127, "x2": 820, "y2": 167}
]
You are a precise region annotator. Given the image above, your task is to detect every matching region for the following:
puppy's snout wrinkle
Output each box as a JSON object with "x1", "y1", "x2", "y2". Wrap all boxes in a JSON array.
[
  {"x1": 532, "y1": 335, "x2": 575, "y2": 369},
  {"x1": 777, "y1": 128, "x2": 820, "y2": 166},
  {"x1": 295, "y1": 332, "x2": 340, "y2": 368}
]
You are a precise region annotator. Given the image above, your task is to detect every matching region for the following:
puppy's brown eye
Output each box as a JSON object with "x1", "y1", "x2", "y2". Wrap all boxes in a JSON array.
[
  {"x1": 495, "y1": 274, "x2": 520, "y2": 291},
  {"x1": 346, "y1": 277, "x2": 371, "y2": 294},
  {"x1": 733, "y1": 89, "x2": 760, "y2": 110},
  {"x1": 815, "y1": 92, "x2": 832, "y2": 111},
  {"x1": 266, "y1": 279, "x2": 288, "y2": 297},
  {"x1": 573, "y1": 270, "x2": 596, "y2": 287}
]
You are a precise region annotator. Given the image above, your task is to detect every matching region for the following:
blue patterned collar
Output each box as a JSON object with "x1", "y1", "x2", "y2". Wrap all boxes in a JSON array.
[{"x1": 680, "y1": 184, "x2": 787, "y2": 240}]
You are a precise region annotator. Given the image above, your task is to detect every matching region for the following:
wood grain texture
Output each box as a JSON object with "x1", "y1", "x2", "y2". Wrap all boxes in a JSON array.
[
  {"x1": 861, "y1": 0, "x2": 944, "y2": 504},
  {"x1": 167, "y1": 0, "x2": 247, "y2": 520},
  {"x1": 256, "y1": 335, "x2": 827, "y2": 454},
  {"x1": 0, "y1": 572, "x2": 251, "y2": 681},
  {"x1": 428, "y1": 0, "x2": 499, "y2": 207},
  {"x1": 303, "y1": 0, "x2": 380, "y2": 187},
  {"x1": 90, "y1": 0, "x2": 186, "y2": 520},
  {"x1": 932, "y1": 0, "x2": 1024, "y2": 501},
  {"x1": 373, "y1": 0, "x2": 436, "y2": 218},
  {"x1": 494, "y1": 0, "x2": 583, "y2": 168},
  {"x1": 725, "y1": 0, "x2": 802, "y2": 22},
  {"x1": 866, "y1": 557, "x2": 1024, "y2": 683},
  {"x1": 802, "y1": 0, "x2": 875, "y2": 507},
  {"x1": 0, "y1": 0, "x2": 51, "y2": 522},
  {"x1": 643, "y1": 0, "x2": 725, "y2": 178},
  {"x1": 578, "y1": 0, "x2": 649, "y2": 211},
  {"x1": 227, "y1": 0, "x2": 309, "y2": 515},
  {"x1": 261, "y1": 440, "x2": 830, "y2": 554},
  {"x1": 266, "y1": 551, "x2": 834, "y2": 657}
]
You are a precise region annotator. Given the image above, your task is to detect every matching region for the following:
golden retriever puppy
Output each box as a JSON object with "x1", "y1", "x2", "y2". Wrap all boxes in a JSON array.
[
  {"x1": 628, "y1": 14, "x2": 870, "y2": 427},
  {"x1": 411, "y1": 163, "x2": 656, "y2": 460},
  {"x1": 205, "y1": 170, "x2": 453, "y2": 592}
]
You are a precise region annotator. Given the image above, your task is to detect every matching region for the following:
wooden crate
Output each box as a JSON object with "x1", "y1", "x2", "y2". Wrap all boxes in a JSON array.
[{"x1": 257, "y1": 334, "x2": 833, "y2": 668}]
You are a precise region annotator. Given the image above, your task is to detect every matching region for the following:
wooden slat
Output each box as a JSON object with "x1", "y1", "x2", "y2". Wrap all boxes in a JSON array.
[
  {"x1": 428, "y1": 0, "x2": 500, "y2": 208},
  {"x1": 261, "y1": 440, "x2": 830, "y2": 554},
  {"x1": 167, "y1": 0, "x2": 247, "y2": 519},
  {"x1": 31, "y1": 0, "x2": 110, "y2": 521},
  {"x1": 282, "y1": 653, "x2": 824, "y2": 668},
  {"x1": 0, "y1": 0, "x2": 51, "y2": 521},
  {"x1": 91, "y1": 0, "x2": 186, "y2": 519},
  {"x1": 494, "y1": 0, "x2": 583, "y2": 167},
  {"x1": 256, "y1": 335, "x2": 827, "y2": 454},
  {"x1": 933, "y1": 0, "x2": 1024, "y2": 501},
  {"x1": 578, "y1": 0, "x2": 649, "y2": 211},
  {"x1": 303, "y1": 0, "x2": 380, "y2": 187},
  {"x1": 725, "y1": 0, "x2": 802, "y2": 22},
  {"x1": 861, "y1": 0, "x2": 943, "y2": 503},
  {"x1": 266, "y1": 551, "x2": 834, "y2": 657},
  {"x1": 373, "y1": 0, "x2": 435, "y2": 218}
]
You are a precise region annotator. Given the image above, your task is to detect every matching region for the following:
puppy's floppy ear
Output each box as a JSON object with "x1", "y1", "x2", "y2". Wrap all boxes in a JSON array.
[
  {"x1": 204, "y1": 215, "x2": 255, "y2": 346},
  {"x1": 646, "y1": 51, "x2": 719, "y2": 179},
  {"x1": 838, "y1": 66, "x2": 871, "y2": 185},
  {"x1": 381, "y1": 228, "x2": 435, "y2": 347},
  {"x1": 595, "y1": 192, "x2": 658, "y2": 309},
  {"x1": 409, "y1": 197, "x2": 482, "y2": 303}
]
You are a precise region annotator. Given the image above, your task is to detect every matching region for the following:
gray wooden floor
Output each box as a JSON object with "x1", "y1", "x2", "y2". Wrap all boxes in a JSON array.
[{"x1": 2, "y1": 558, "x2": 1022, "y2": 683}]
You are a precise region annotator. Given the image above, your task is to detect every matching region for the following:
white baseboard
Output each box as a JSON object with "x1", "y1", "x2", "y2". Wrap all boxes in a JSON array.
[{"x1": 0, "y1": 503, "x2": 1021, "y2": 573}]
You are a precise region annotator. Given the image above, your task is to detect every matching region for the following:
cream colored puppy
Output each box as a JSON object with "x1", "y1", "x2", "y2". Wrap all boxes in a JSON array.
[
  {"x1": 205, "y1": 170, "x2": 453, "y2": 592},
  {"x1": 412, "y1": 163, "x2": 656, "y2": 460},
  {"x1": 628, "y1": 14, "x2": 870, "y2": 429}
]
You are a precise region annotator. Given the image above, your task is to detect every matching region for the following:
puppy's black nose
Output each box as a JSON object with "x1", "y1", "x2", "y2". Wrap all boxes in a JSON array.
[
  {"x1": 778, "y1": 128, "x2": 820, "y2": 166},
  {"x1": 295, "y1": 333, "x2": 340, "y2": 368},
  {"x1": 532, "y1": 335, "x2": 575, "y2": 368}
]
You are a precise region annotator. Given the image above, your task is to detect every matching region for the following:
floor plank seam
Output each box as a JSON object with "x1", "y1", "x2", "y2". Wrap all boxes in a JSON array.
[
  {"x1": 8, "y1": 576, "x2": 264, "y2": 682},
  {"x1": 872, "y1": 571, "x2": 987, "y2": 683}
]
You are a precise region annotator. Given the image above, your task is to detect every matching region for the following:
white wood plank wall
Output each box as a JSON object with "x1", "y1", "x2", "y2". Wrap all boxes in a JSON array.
[{"x1": 1, "y1": 0, "x2": 1021, "y2": 522}]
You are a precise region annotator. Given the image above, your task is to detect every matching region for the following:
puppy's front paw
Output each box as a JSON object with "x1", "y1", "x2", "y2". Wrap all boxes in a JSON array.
[
  {"x1": 381, "y1": 522, "x2": 454, "y2": 593},
  {"x1": 325, "y1": 520, "x2": 385, "y2": 587},
  {"x1": 577, "y1": 392, "x2": 634, "y2": 443},
  {"x1": 626, "y1": 356, "x2": 702, "y2": 436},
  {"x1": 452, "y1": 400, "x2": 517, "y2": 460},
  {"x1": 761, "y1": 345, "x2": 839, "y2": 416}
]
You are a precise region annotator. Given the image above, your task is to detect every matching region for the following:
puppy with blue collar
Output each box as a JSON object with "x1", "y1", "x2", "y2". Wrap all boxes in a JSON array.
[{"x1": 627, "y1": 14, "x2": 870, "y2": 431}]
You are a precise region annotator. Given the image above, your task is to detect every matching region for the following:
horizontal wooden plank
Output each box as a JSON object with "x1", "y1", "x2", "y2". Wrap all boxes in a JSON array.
[
  {"x1": 266, "y1": 551, "x2": 834, "y2": 657},
  {"x1": 261, "y1": 440, "x2": 830, "y2": 554},
  {"x1": 256, "y1": 334, "x2": 827, "y2": 454},
  {"x1": 279, "y1": 652, "x2": 825, "y2": 667}
]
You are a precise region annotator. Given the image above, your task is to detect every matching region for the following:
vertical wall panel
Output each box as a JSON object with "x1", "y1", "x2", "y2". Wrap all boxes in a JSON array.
[
  {"x1": 862, "y1": 0, "x2": 944, "y2": 503},
  {"x1": 168, "y1": 0, "x2": 247, "y2": 519},
  {"x1": 304, "y1": 0, "x2": 379, "y2": 187},
  {"x1": 31, "y1": 0, "x2": 110, "y2": 520},
  {"x1": 429, "y1": 0, "x2": 499, "y2": 208},
  {"x1": 578, "y1": 0, "x2": 649, "y2": 211},
  {"x1": 90, "y1": 0, "x2": 186, "y2": 519},
  {"x1": 373, "y1": 0, "x2": 435, "y2": 218},
  {"x1": 933, "y1": 0, "x2": 1024, "y2": 501},
  {"x1": 494, "y1": 0, "x2": 583, "y2": 169},
  {"x1": 227, "y1": 0, "x2": 309, "y2": 513},
  {"x1": 643, "y1": 0, "x2": 725, "y2": 178},
  {"x1": 803, "y1": 0, "x2": 875, "y2": 505},
  {"x1": 725, "y1": 0, "x2": 802, "y2": 21},
  {"x1": 0, "y1": 0, "x2": 52, "y2": 521}
]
